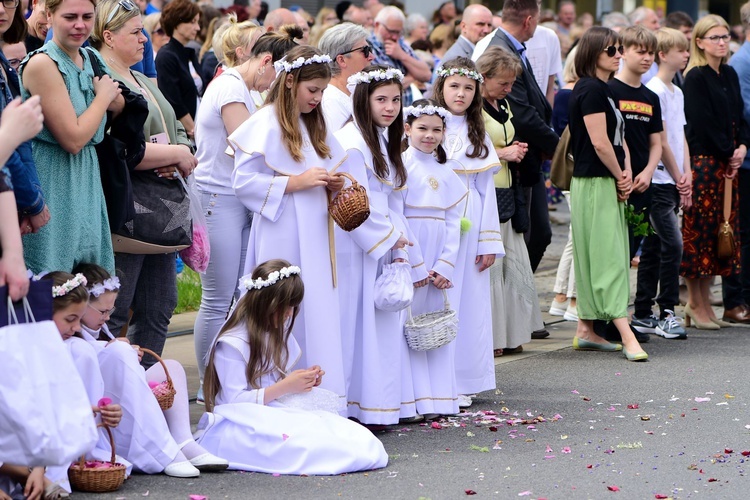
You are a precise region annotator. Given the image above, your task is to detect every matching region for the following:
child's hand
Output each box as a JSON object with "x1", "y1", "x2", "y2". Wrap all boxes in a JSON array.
[
  {"x1": 309, "y1": 365, "x2": 325, "y2": 386},
  {"x1": 289, "y1": 168, "x2": 330, "y2": 192},
  {"x1": 284, "y1": 369, "x2": 317, "y2": 394},
  {"x1": 430, "y1": 271, "x2": 451, "y2": 289},
  {"x1": 98, "y1": 403, "x2": 122, "y2": 427},
  {"x1": 414, "y1": 277, "x2": 429, "y2": 288},
  {"x1": 24, "y1": 466, "x2": 44, "y2": 500},
  {"x1": 326, "y1": 173, "x2": 345, "y2": 192},
  {"x1": 475, "y1": 254, "x2": 495, "y2": 272},
  {"x1": 391, "y1": 233, "x2": 411, "y2": 251}
]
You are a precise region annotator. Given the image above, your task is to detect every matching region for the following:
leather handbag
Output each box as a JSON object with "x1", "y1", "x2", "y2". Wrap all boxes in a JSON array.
[
  {"x1": 85, "y1": 48, "x2": 149, "y2": 230},
  {"x1": 510, "y1": 165, "x2": 530, "y2": 233},
  {"x1": 550, "y1": 125, "x2": 574, "y2": 191},
  {"x1": 494, "y1": 165, "x2": 515, "y2": 223},
  {"x1": 718, "y1": 177, "x2": 736, "y2": 260}
]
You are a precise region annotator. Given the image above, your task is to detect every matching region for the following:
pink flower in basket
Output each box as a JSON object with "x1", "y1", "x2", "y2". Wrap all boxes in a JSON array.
[
  {"x1": 180, "y1": 223, "x2": 210, "y2": 273},
  {"x1": 80, "y1": 460, "x2": 114, "y2": 470},
  {"x1": 151, "y1": 381, "x2": 171, "y2": 397}
]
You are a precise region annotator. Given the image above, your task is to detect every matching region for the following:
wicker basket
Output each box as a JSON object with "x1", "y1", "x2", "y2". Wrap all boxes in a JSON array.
[
  {"x1": 141, "y1": 348, "x2": 175, "y2": 410},
  {"x1": 328, "y1": 172, "x2": 370, "y2": 232},
  {"x1": 404, "y1": 289, "x2": 458, "y2": 351},
  {"x1": 68, "y1": 424, "x2": 127, "y2": 493}
]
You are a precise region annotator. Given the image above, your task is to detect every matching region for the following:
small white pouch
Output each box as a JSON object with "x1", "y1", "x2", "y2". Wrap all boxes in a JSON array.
[{"x1": 374, "y1": 260, "x2": 414, "y2": 312}]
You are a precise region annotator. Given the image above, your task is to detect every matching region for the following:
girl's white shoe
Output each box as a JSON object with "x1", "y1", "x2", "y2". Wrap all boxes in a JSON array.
[
  {"x1": 163, "y1": 461, "x2": 200, "y2": 478},
  {"x1": 189, "y1": 452, "x2": 230, "y2": 472}
]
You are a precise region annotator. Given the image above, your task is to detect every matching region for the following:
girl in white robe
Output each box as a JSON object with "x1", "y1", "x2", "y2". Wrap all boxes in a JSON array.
[
  {"x1": 199, "y1": 259, "x2": 388, "y2": 475},
  {"x1": 401, "y1": 100, "x2": 468, "y2": 417},
  {"x1": 433, "y1": 58, "x2": 505, "y2": 407},
  {"x1": 333, "y1": 65, "x2": 429, "y2": 424},
  {"x1": 228, "y1": 46, "x2": 348, "y2": 408},
  {"x1": 73, "y1": 264, "x2": 228, "y2": 477}
]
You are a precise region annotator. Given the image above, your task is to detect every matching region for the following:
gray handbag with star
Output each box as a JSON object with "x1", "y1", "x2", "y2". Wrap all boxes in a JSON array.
[{"x1": 111, "y1": 170, "x2": 192, "y2": 254}]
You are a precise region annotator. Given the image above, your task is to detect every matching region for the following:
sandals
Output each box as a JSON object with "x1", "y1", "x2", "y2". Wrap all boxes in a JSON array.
[{"x1": 44, "y1": 483, "x2": 70, "y2": 500}]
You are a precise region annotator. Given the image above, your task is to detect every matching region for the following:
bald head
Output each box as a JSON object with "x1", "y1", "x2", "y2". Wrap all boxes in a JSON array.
[
  {"x1": 264, "y1": 8, "x2": 298, "y2": 32},
  {"x1": 461, "y1": 4, "x2": 493, "y2": 44},
  {"x1": 629, "y1": 6, "x2": 660, "y2": 31}
]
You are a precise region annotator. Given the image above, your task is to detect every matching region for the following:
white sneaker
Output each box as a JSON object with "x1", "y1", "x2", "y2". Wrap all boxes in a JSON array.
[
  {"x1": 563, "y1": 306, "x2": 578, "y2": 322},
  {"x1": 163, "y1": 461, "x2": 200, "y2": 478},
  {"x1": 654, "y1": 310, "x2": 687, "y2": 340},
  {"x1": 549, "y1": 299, "x2": 568, "y2": 316},
  {"x1": 458, "y1": 394, "x2": 473, "y2": 408}
]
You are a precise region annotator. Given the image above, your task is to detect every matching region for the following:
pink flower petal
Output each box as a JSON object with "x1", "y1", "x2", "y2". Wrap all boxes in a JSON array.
[
  {"x1": 562, "y1": 447, "x2": 572, "y2": 454},
  {"x1": 97, "y1": 397, "x2": 112, "y2": 407},
  {"x1": 282, "y1": 434, "x2": 290, "y2": 441},
  {"x1": 188, "y1": 496, "x2": 207, "y2": 500},
  {"x1": 147, "y1": 381, "x2": 159, "y2": 389},
  {"x1": 607, "y1": 485, "x2": 620, "y2": 491},
  {"x1": 518, "y1": 491, "x2": 532, "y2": 496},
  {"x1": 431, "y1": 422, "x2": 442, "y2": 429},
  {"x1": 695, "y1": 397, "x2": 711, "y2": 402}
]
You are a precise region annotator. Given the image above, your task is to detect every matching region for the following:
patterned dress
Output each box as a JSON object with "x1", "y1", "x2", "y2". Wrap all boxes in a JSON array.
[{"x1": 19, "y1": 42, "x2": 114, "y2": 273}]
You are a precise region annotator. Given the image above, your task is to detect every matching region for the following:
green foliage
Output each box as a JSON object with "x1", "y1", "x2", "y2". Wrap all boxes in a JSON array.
[
  {"x1": 174, "y1": 267, "x2": 202, "y2": 314},
  {"x1": 624, "y1": 204, "x2": 654, "y2": 237}
]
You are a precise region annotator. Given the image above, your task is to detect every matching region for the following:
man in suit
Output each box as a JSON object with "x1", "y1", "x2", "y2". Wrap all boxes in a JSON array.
[
  {"x1": 440, "y1": 4, "x2": 494, "y2": 64},
  {"x1": 473, "y1": 0, "x2": 559, "y2": 277}
]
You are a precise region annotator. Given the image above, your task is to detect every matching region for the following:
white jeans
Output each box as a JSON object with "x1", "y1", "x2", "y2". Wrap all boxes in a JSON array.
[
  {"x1": 194, "y1": 190, "x2": 252, "y2": 380},
  {"x1": 553, "y1": 191, "x2": 576, "y2": 298}
]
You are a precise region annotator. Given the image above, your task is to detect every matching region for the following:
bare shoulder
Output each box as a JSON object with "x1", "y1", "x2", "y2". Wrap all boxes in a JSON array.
[{"x1": 23, "y1": 53, "x2": 64, "y2": 92}]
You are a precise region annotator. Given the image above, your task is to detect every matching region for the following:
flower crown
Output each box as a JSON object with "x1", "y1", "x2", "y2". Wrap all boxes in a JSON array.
[
  {"x1": 273, "y1": 54, "x2": 332, "y2": 74},
  {"x1": 404, "y1": 105, "x2": 450, "y2": 121},
  {"x1": 347, "y1": 68, "x2": 405, "y2": 88},
  {"x1": 87, "y1": 276, "x2": 121, "y2": 298},
  {"x1": 436, "y1": 66, "x2": 484, "y2": 84},
  {"x1": 239, "y1": 266, "x2": 301, "y2": 291},
  {"x1": 52, "y1": 274, "x2": 88, "y2": 298}
]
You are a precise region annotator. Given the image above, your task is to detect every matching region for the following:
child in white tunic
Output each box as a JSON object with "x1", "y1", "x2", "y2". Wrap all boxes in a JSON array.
[
  {"x1": 73, "y1": 264, "x2": 228, "y2": 477},
  {"x1": 228, "y1": 46, "x2": 348, "y2": 408},
  {"x1": 433, "y1": 58, "x2": 505, "y2": 407},
  {"x1": 198, "y1": 259, "x2": 389, "y2": 475},
  {"x1": 333, "y1": 65, "x2": 428, "y2": 424},
  {"x1": 401, "y1": 100, "x2": 468, "y2": 417}
]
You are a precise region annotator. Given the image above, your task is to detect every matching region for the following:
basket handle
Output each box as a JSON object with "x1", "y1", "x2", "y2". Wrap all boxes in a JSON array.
[
  {"x1": 334, "y1": 171, "x2": 358, "y2": 188},
  {"x1": 406, "y1": 288, "x2": 451, "y2": 321},
  {"x1": 78, "y1": 423, "x2": 117, "y2": 468},
  {"x1": 139, "y1": 348, "x2": 172, "y2": 388}
]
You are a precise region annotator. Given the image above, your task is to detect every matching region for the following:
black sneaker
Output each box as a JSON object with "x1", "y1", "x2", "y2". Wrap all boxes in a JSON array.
[
  {"x1": 601, "y1": 321, "x2": 650, "y2": 344},
  {"x1": 631, "y1": 314, "x2": 659, "y2": 334}
]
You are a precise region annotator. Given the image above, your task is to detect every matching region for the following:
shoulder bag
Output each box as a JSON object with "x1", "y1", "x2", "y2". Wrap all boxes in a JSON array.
[
  {"x1": 718, "y1": 177, "x2": 736, "y2": 260},
  {"x1": 550, "y1": 125, "x2": 574, "y2": 191},
  {"x1": 495, "y1": 165, "x2": 515, "y2": 223}
]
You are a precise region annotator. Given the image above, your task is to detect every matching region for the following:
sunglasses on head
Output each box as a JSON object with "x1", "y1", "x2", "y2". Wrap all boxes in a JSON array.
[
  {"x1": 340, "y1": 45, "x2": 372, "y2": 58},
  {"x1": 603, "y1": 45, "x2": 624, "y2": 57},
  {"x1": 105, "y1": 0, "x2": 137, "y2": 27}
]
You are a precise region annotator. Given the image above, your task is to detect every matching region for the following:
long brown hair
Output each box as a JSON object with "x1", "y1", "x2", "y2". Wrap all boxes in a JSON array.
[
  {"x1": 433, "y1": 57, "x2": 489, "y2": 159},
  {"x1": 265, "y1": 45, "x2": 331, "y2": 162},
  {"x1": 351, "y1": 64, "x2": 407, "y2": 187},
  {"x1": 203, "y1": 259, "x2": 305, "y2": 412}
]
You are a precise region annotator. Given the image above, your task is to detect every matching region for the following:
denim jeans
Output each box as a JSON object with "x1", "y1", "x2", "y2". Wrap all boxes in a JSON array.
[
  {"x1": 193, "y1": 191, "x2": 252, "y2": 380},
  {"x1": 722, "y1": 168, "x2": 750, "y2": 309},
  {"x1": 634, "y1": 183, "x2": 682, "y2": 317},
  {"x1": 523, "y1": 173, "x2": 552, "y2": 273},
  {"x1": 108, "y1": 252, "x2": 178, "y2": 368}
]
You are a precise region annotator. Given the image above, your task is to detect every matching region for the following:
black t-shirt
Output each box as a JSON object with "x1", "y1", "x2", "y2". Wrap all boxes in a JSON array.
[
  {"x1": 608, "y1": 78, "x2": 663, "y2": 176},
  {"x1": 569, "y1": 77, "x2": 626, "y2": 178},
  {"x1": 24, "y1": 34, "x2": 44, "y2": 54}
]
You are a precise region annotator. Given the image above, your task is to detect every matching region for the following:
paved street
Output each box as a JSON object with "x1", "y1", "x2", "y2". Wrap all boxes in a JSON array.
[{"x1": 80, "y1": 203, "x2": 750, "y2": 499}]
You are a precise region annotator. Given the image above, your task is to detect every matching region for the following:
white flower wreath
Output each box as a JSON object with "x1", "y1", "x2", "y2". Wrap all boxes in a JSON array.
[
  {"x1": 347, "y1": 68, "x2": 405, "y2": 88},
  {"x1": 273, "y1": 54, "x2": 333, "y2": 74},
  {"x1": 88, "y1": 276, "x2": 121, "y2": 298},
  {"x1": 239, "y1": 266, "x2": 302, "y2": 291},
  {"x1": 435, "y1": 66, "x2": 484, "y2": 84},
  {"x1": 52, "y1": 273, "x2": 88, "y2": 298},
  {"x1": 403, "y1": 105, "x2": 450, "y2": 121}
]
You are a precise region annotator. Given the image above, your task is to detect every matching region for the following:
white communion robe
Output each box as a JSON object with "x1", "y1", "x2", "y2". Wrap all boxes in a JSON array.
[
  {"x1": 229, "y1": 104, "x2": 347, "y2": 408},
  {"x1": 79, "y1": 325, "x2": 180, "y2": 473},
  {"x1": 195, "y1": 325, "x2": 388, "y2": 475},
  {"x1": 333, "y1": 122, "x2": 428, "y2": 424},
  {"x1": 444, "y1": 112, "x2": 505, "y2": 395},
  {"x1": 402, "y1": 146, "x2": 468, "y2": 415}
]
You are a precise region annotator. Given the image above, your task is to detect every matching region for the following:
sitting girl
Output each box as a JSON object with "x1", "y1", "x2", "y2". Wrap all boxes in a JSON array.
[
  {"x1": 401, "y1": 100, "x2": 467, "y2": 418},
  {"x1": 198, "y1": 259, "x2": 388, "y2": 475}
]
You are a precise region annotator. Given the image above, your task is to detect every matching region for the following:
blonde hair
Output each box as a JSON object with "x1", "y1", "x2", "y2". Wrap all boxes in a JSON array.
[
  {"x1": 685, "y1": 14, "x2": 730, "y2": 75},
  {"x1": 475, "y1": 45, "x2": 522, "y2": 79},
  {"x1": 199, "y1": 15, "x2": 227, "y2": 61},
  {"x1": 654, "y1": 27, "x2": 689, "y2": 64},
  {"x1": 90, "y1": 0, "x2": 139, "y2": 49},
  {"x1": 46, "y1": 0, "x2": 95, "y2": 14},
  {"x1": 620, "y1": 24, "x2": 657, "y2": 51},
  {"x1": 219, "y1": 15, "x2": 262, "y2": 67},
  {"x1": 562, "y1": 45, "x2": 578, "y2": 84},
  {"x1": 142, "y1": 12, "x2": 161, "y2": 37}
]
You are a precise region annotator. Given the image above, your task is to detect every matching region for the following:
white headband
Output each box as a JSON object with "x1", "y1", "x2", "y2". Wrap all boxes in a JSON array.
[
  {"x1": 239, "y1": 266, "x2": 301, "y2": 291},
  {"x1": 87, "y1": 276, "x2": 121, "y2": 298},
  {"x1": 404, "y1": 104, "x2": 450, "y2": 121},
  {"x1": 435, "y1": 66, "x2": 484, "y2": 84},
  {"x1": 346, "y1": 68, "x2": 405, "y2": 93},
  {"x1": 273, "y1": 54, "x2": 332, "y2": 74},
  {"x1": 52, "y1": 274, "x2": 88, "y2": 298}
]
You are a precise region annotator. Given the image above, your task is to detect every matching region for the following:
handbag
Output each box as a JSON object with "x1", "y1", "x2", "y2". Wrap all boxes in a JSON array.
[
  {"x1": 509, "y1": 164, "x2": 530, "y2": 234},
  {"x1": 373, "y1": 260, "x2": 414, "y2": 311},
  {"x1": 718, "y1": 177, "x2": 736, "y2": 260},
  {"x1": 85, "y1": 48, "x2": 149, "y2": 230},
  {"x1": 0, "y1": 278, "x2": 52, "y2": 326},
  {"x1": 495, "y1": 165, "x2": 515, "y2": 223},
  {"x1": 178, "y1": 175, "x2": 210, "y2": 272},
  {"x1": 550, "y1": 125, "x2": 574, "y2": 191},
  {"x1": 0, "y1": 294, "x2": 98, "y2": 466}
]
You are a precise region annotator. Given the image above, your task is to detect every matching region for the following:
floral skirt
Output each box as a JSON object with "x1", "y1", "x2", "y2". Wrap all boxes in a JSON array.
[{"x1": 680, "y1": 155, "x2": 740, "y2": 278}]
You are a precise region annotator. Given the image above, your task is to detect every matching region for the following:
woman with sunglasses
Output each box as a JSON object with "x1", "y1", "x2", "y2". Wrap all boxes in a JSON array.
[
  {"x1": 19, "y1": 0, "x2": 123, "y2": 275},
  {"x1": 143, "y1": 13, "x2": 168, "y2": 56},
  {"x1": 567, "y1": 27, "x2": 648, "y2": 362},
  {"x1": 681, "y1": 15, "x2": 750, "y2": 328},
  {"x1": 318, "y1": 22, "x2": 375, "y2": 130}
]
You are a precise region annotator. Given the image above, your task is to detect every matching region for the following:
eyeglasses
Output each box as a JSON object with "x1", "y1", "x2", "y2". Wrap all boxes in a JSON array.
[
  {"x1": 152, "y1": 27, "x2": 165, "y2": 36},
  {"x1": 88, "y1": 303, "x2": 116, "y2": 318},
  {"x1": 603, "y1": 45, "x2": 624, "y2": 57},
  {"x1": 382, "y1": 25, "x2": 403, "y2": 37},
  {"x1": 340, "y1": 44, "x2": 372, "y2": 58},
  {"x1": 702, "y1": 34, "x2": 731, "y2": 44},
  {"x1": 105, "y1": 0, "x2": 137, "y2": 27},
  {"x1": 7, "y1": 58, "x2": 22, "y2": 70},
  {"x1": 2, "y1": 0, "x2": 20, "y2": 9}
]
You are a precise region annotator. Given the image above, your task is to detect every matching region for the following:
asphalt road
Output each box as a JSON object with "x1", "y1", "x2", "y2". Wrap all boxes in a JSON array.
[{"x1": 80, "y1": 325, "x2": 750, "y2": 500}]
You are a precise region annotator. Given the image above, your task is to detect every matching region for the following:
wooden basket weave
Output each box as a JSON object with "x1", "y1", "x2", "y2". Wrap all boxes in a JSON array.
[
  {"x1": 141, "y1": 348, "x2": 175, "y2": 410},
  {"x1": 328, "y1": 172, "x2": 370, "y2": 232},
  {"x1": 404, "y1": 290, "x2": 458, "y2": 351},
  {"x1": 68, "y1": 424, "x2": 126, "y2": 493}
]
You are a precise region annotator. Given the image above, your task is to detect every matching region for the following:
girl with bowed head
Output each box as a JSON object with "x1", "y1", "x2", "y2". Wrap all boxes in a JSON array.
[
  {"x1": 193, "y1": 25, "x2": 301, "y2": 403},
  {"x1": 333, "y1": 65, "x2": 426, "y2": 425},
  {"x1": 198, "y1": 259, "x2": 388, "y2": 474},
  {"x1": 401, "y1": 99, "x2": 468, "y2": 418},
  {"x1": 432, "y1": 57, "x2": 504, "y2": 408},
  {"x1": 228, "y1": 45, "x2": 348, "y2": 408},
  {"x1": 20, "y1": 0, "x2": 123, "y2": 275}
]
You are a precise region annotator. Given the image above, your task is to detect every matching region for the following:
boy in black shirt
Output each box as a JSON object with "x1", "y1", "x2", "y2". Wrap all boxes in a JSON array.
[{"x1": 608, "y1": 25, "x2": 664, "y2": 337}]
